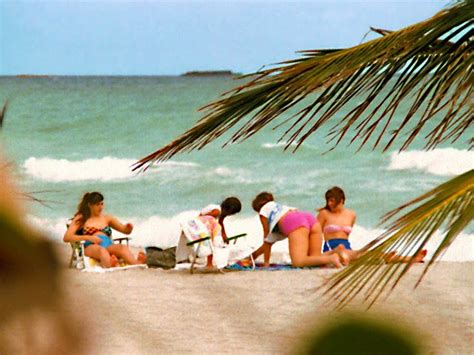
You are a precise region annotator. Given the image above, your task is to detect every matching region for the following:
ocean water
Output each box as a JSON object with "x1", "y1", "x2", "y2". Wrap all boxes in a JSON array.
[{"x1": 0, "y1": 76, "x2": 472, "y2": 261}]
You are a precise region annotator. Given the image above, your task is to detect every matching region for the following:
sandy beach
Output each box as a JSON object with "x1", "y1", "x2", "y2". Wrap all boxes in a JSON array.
[
  {"x1": 4, "y1": 243, "x2": 472, "y2": 354},
  {"x1": 1, "y1": 1, "x2": 472, "y2": 354}
]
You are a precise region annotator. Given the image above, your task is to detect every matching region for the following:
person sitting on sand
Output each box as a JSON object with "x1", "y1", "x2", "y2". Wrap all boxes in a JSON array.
[
  {"x1": 199, "y1": 197, "x2": 242, "y2": 267},
  {"x1": 251, "y1": 192, "x2": 344, "y2": 268},
  {"x1": 64, "y1": 192, "x2": 146, "y2": 268},
  {"x1": 317, "y1": 186, "x2": 427, "y2": 264}
]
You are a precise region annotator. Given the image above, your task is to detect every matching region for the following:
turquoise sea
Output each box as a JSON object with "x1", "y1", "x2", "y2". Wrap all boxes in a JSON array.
[{"x1": 0, "y1": 76, "x2": 472, "y2": 261}]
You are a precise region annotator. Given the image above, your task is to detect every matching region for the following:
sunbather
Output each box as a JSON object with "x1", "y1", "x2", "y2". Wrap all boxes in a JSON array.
[
  {"x1": 251, "y1": 192, "x2": 344, "y2": 268},
  {"x1": 317, "y1": 186, "x2": 427, "y2": 264},
  {"x1": 64, "y1": 192, "x2": 146, "y2": 268}
]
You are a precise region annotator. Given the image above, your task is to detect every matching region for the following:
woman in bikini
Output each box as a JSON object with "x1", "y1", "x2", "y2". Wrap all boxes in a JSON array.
[
  {"x1": 64, "y1": 192, "x2": 146, "y2": 268},
  {"x1": 251, "y1": 192, "x2": 345, "y2": 268},
  {"x1": 317, "y1": 186, "x2": 426, "y2": 263}
]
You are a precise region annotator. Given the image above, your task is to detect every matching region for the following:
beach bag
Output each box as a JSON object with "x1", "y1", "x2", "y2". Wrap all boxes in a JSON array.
[{"x1": 145, "y1": 246, "x2": 176, "y2": 269}]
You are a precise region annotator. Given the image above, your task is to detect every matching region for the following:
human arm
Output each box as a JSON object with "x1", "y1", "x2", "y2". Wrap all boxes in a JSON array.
[
  {"x1": 263, "y1": 242, "x2": 272, "y2": 267},
  {"x1": 218, "y1": 216, "x2": 229, "y2": 244},
  {"x1": 63, "y1": 215, "x2": 102, "y2": 244},
  {"x1": 259, "y1": 215, "x2": 270, "y2": 240},
  {"x1": 351, "y1": 209, "x2": 357, "y2": 227},
  {"x1": 317, "y1": 209, "x2": 327, "y2": 230},
  {"x1": 259, "y1": 215, "x2": 273, "y2": 266},
  {"x1": 108, "y1": 215, "x2": 133, "y2": 234}
]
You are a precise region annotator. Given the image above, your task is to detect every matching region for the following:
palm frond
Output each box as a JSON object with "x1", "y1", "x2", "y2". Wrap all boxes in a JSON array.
[
  {"x1": 322, "y1": 169, "x2": 474, "y2": 309},
  {"x1": 2, "y1": 160, "x2": 61, "y2": 207},
  {"x1": 16, "y1": 190, "x2": 63, "y2": 208},
  {"x1": 0, "y1": 99, "x2": 8, "y2": 128},
  {"x1": 134, "y1": 1, "x2": 473, "y2": 170}
]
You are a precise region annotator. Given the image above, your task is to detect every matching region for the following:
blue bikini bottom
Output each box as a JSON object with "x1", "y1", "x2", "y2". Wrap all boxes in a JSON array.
[
  {"x1": 84, "y1": 235, "x2": 113, "y2": 249},
  {"x1": 323, "y1": 239, "x2": 352, "y2": 252}
]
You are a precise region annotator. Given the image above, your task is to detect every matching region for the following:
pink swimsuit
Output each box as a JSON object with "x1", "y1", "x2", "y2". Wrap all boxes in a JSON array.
[
  {"x1": 279, "y1": 210, "x2": 316, "y2": 236},
  {"x1": 323, "y1": 224, "x2": 352, "y2": 235}
]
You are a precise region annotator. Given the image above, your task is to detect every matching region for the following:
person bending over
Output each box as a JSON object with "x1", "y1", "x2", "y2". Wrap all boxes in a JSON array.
[
  {"x1": 251, "y1": 192, "x2": 344, "y2": 268},
  {"x1": 200, "y1": 196, "x2": 242, "y2": 267}
]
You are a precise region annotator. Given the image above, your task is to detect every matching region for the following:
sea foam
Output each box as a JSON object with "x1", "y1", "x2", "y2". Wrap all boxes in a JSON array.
[
  {"x1": 388, "y1": 148, "x2": 474, "y2": 176},
  {"x1": 23, "y1": 157, "x2": 197, "y2": 182},
  {"x1": 262, "y1": 141, "x2": 299, "y2": 149}
]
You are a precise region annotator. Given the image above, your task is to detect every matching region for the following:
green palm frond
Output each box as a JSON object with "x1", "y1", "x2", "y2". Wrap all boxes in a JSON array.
[
  {"x1": 323, "y1": 169, "x2": 473, "y2": 309},
  {"x1": 134, "y1": 1, "x2": 473, "y2": 170},
  {"x1": 0, "y1": 99, "x2": 8, "y2": 128}
]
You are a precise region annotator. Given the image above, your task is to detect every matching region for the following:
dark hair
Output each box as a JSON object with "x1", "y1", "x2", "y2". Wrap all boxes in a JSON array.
[
  {"x1": 75, "y1": 191, "x2": 104, "y2": 225},
  {"x1": 252, "y1": 192, "x2": 274, "y2": 212},
  {"x1": 324, "y1": 186, "x2": 345, "y2": 211},
  {"x1": 221, "y1": 197, "x2": 242, "y2": 217}
]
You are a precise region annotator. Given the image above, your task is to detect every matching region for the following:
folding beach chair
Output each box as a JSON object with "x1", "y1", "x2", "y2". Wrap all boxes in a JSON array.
[
  {"x1": 175, "y1": 217, "x2": 250, "y2": 273},
  {"x1": 175, "y1": 218, "x2": 212, "y2": 273},
  {"x1": 67, "y1": 224, "x2": 131, "y2": 270}
]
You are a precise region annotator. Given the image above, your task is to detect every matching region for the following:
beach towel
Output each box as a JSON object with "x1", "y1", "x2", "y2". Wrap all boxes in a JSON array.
[
  {"x1": 81, "y1": 264, "x2": 148, "y2": 273},
  {"x1": 78, "y1": 256, "x2": 147, "y2": 272},
  {"x1": 176, "y1": 217, "x2": 214, "y2": 262},
  {"x1": 225, "y1": 261, "x2": 325, "y2": 271}
]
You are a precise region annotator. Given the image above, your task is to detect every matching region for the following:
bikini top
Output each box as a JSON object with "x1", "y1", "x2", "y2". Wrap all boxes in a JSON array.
[
  {"x1": 323, "y1": 224, "x2": 352, "y2": 235},
  {"x1": 81, "y1": 225, "x2": 112, "y2": 237}
]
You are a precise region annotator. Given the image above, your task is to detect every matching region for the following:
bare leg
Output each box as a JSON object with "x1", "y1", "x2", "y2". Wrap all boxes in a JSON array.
[
  {"x1": 110, "y1": 254, "x2": 119, "y2": 267},
  {"x1": 332, "y1": 244, "x2": 358, "y2": 265},
  {"x1": 288, "y1": 227, "x2": 342, "y2": 268},
  {"x1": 385, "y1": 249, "x2": 427, "y2": 264},
  {"x1": 308, "y1": 224, "x2": 349, "y2": 265},
  {"x1": 85, "y1": 245, "x2": 112, "y2": 268},
  {"x1": 137, "y1": 251, "x2": 146, "y2": 263},
  {"x1": 107, "y1": 244, "x2": 145, "y2": 265},
  {"x1": 308, "y1": 222, "x2": 324, "y2": 256}
]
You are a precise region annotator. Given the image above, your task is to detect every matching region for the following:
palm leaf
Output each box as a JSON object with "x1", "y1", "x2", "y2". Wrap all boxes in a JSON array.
[
  {"x1": 134, "y1": 1, "x2": 473, "y2": 170},
  {"x1": 322, "y1": 169, "x2": 473, "y2": 309},
  {"x1": 2, "y1": 160, "x2": 60, "y2": 207},
  {"x1": 0, "y1": 99, "x2": 8, "y2": 128}
]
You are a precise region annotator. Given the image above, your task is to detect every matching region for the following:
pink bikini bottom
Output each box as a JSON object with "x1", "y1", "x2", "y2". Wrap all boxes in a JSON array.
[{"x1": 279, "y1": 210, "x2": 316, "y2": 236}]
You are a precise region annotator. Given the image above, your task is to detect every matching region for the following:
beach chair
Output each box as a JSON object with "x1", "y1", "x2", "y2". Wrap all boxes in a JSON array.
[
  {"x1": 67, "y1": 227, "x2": 131, "y2": 269},
  {"x1": 175, "y1": 217, "x2": 250, "y2": 273}
]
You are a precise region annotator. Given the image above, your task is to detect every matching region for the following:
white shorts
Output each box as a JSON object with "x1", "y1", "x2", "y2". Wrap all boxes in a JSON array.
[{"x1": 264, "y1": 232, "x2": 287, "y2": 244}]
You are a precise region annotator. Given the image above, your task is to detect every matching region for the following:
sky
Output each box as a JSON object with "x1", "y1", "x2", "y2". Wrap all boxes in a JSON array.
[{"x1": 1, "y1": 0, "x2": 447, "y2": 76}]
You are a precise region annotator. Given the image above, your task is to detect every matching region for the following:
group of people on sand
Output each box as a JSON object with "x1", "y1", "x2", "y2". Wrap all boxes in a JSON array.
[{"x1": 64, "y1": 187, "x2": 426, "y2": 269}]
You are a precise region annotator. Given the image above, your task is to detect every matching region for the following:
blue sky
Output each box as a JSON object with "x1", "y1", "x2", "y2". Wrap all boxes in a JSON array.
[{"x1": 1, "y1": 0, "x2": 446, "y2": 75}]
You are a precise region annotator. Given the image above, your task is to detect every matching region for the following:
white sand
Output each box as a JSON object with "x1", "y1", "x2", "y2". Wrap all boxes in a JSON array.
[{"x1": 5, "y1": 244, "x2": 474, "y2": 354}]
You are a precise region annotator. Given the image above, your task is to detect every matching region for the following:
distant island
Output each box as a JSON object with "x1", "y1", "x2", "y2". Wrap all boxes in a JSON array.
[
  {"x1": 16, "y1": 74, "x2": 51, "y2": 78},
  {"x1": 181, "y1": 70, "x2": 239, "y2": 77}
]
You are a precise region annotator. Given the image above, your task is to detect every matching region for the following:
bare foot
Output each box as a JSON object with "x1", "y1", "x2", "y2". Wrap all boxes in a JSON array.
[
  {"x1": 413, "y1": 249, "x2": 427, "y2": 263},
  {"x1": 110, "y1": 255, "x2": 119, "y2": 267},
  {"x1": 328, "y1": 254, "x2": 342, "y2": 268},
  {"x1": 137, "y1": 251, "x2": 146, "y2": 264},
  {"x1": 333, "y1": 246, "x2": 350, "y2": 266},
  {"x1": 384, "y1": 251, "x2": 398, "y2": 263},
  {"x1": 385, "y1": 249, "x2": 427, "y2": 264}
]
